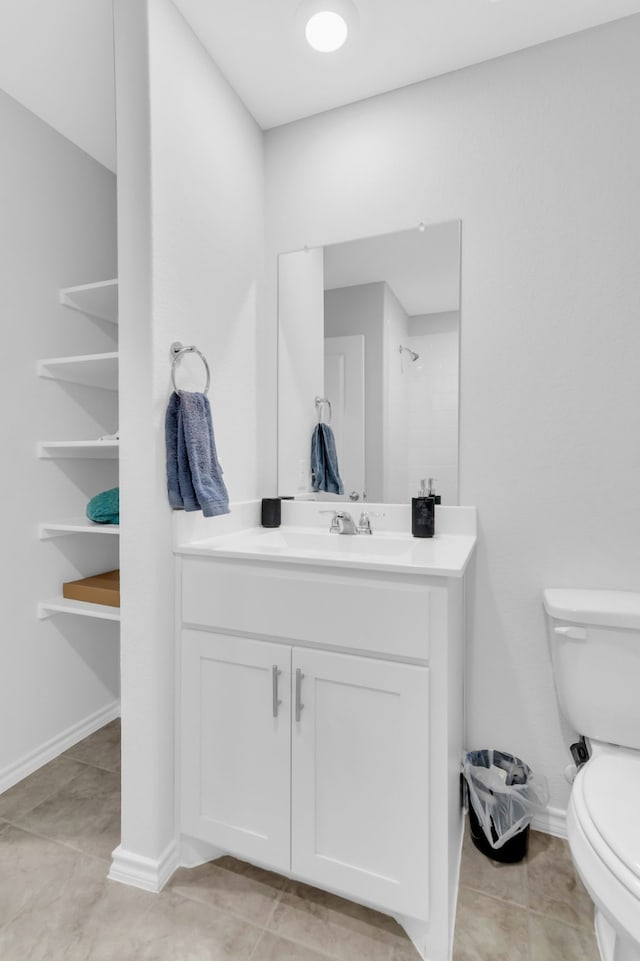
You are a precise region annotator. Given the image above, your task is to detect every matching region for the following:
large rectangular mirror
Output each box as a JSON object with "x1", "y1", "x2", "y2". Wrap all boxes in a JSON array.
[{"x1": 278, "y1": 220, "x2": 461, "y2": 505}]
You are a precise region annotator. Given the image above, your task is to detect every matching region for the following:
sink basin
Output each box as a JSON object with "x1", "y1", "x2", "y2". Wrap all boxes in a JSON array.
[{"x1": 178, "y1": 525, "x2": 476, "y2": 577}]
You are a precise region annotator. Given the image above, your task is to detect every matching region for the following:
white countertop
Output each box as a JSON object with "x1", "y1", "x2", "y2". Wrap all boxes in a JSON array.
[{"x1": 175, "y1": 524, "x2": 476, "y2": 577}]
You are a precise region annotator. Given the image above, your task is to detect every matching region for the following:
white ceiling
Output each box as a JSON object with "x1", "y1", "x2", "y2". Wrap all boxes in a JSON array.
[
  {"x1": 323, "y1": 221, "x2": 461, "y2": 316},
  {"x1": 173, "y1": 0, "x2": 640, "y2": 129},
  {"x1": 0, "y1": 0, "x2": 116, "y2": 171},
  {"x1": 0, "y1": 0, "x2": 639, "y2": 172}
]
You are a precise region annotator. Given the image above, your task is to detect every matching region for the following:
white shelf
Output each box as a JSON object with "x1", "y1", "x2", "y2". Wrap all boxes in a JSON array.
[
  {"x1": 37, "y1": 597, "x2": 120, "y2": 622},
  {"x1": 59, "y1": 279, "x2": 118, "y2": 325},
  {"x1": 38, "y1": 352, "x2": 118, "y2": 391},
  {"x1": 39, "y1": 517, "x2": 120, "y2": 540},
  {"x1": 37, "y1": 440, "x2": 119, "y2": 459}
]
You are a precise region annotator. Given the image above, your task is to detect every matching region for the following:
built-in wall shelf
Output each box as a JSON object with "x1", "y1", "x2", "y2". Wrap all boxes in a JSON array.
[
  {"x1": 59, "y1": 279, "x2": 118, "y2": 325},
  {"x1": 37, "y1": 440, "x2": 119, "y2": 459},
  {"x1": 39, "y1": 277, "x2": 120, "y2": 633},
  {"x1": 39, "y1": 518, "x2": 120, "y2": 540},
  {"x1": 38, "y1": 352, "x2": 118, "y2": 391},
  {"x1": 37, "y1": 597, "x2": 120, "y2": 622}
]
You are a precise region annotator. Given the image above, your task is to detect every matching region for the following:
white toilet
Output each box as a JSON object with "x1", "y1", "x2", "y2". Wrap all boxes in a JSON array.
[{"x1": 543, "y1": 589, "x2": 640, "y2": 961}]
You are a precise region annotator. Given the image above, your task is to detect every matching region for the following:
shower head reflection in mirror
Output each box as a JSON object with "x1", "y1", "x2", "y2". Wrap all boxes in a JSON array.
[
  {"x1": 278, "y1": 220, "x2": 461, "y2": 505},
  {"x1": 399, "y1": 345, "x2": 420, "y2": 363}
]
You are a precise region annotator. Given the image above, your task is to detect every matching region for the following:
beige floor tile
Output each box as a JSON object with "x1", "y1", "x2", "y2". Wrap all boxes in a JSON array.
[
  {"x1": 169, "y1": 855, "x2": 286, "y2": 925},
  {"x1": 0, "y1": 756, "x2": 88, "y2": 820},
  {"x1": 452, "y1": 886, "x2": 529, "y2": 961},
  {"x1": 251, "y1": 930, "x2": 336, "y2": 961},
  {"x1": 11, "y1": 762, "x2": 121, "y2": 861},
  {"x1": 527, "y1": 831, "x2": 595, "y2": 928},
  {"x1": 135, "y1": 890, "x2": 262, "y2": 961},
  {"x1": 267, "y1": 879, "x2": 398, "y2": 961},
  {"x1": 529, "y1": 911, "x2": 600, "y2": 961},
  {"x1": 459, "y1": 822, "x2": 528, "y2": 907},
  {"x1": 0, "y1": 822, "x2": 113, "y2": 937},
  {"x1": 388, "y1": 936, "x2": 424, "y2": 960},
  {"x1": 62, "y1": 718, "x2": 121, "y2": 773},
  {"x1": 0, "y1": 822, "x2": 100, "y2": 927}
]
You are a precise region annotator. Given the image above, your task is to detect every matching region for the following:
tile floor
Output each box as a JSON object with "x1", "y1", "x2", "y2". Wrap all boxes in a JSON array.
[{"x1": 0, "y1": 720, "x2": 601, "y2": 960}]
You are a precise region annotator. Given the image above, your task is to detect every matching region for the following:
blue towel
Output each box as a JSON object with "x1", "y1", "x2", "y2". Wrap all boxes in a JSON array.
[
  {"x1": 87, "y1": 487, "x2": 119, "y2": 524},
  {"x1": 165, "y1": 391, "x2": 229, "y2": 517},
  {"x1": 311, "y1": 423, "x2": 344, "y2": 495}
]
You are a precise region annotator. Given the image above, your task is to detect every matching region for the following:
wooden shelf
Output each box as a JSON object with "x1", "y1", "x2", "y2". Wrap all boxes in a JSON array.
[
  {"x1": 37, "y1": 440, "x2": 119, "y2": 459},
  {"x1": 38, "y1": 352, "x2": 118, "y2": 391},
  {"x1": 59, "y1": 279, "x2": 118, "y2": 325},
  {"x1": 37, "y1": 597, "x2": 120, "y2": 622},
  {"x1": 39, "y1": 517, "x2": 120, "y2": 540}
]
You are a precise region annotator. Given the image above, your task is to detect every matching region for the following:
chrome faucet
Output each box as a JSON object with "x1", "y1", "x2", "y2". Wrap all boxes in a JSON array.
[
  {"x1": 357, "y1": 511, "x2": 373, "y2": 535},
  {"x1": 319, "y1": 509, "x2": 358, "y2": 535},
  {"x1": 357, "y1": 511, "x2": 384, "y2": 534}
]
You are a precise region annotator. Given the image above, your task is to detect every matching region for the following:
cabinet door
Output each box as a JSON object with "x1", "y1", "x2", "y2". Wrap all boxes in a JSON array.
[
  {"x1": 291, "y1": 648, "x2": 430, "y2": 919},
  {"x1": 181, "y1": 630, "x2": 291, "y2": 870}
]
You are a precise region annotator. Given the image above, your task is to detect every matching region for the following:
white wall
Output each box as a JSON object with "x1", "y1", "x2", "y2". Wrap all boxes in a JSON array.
[
  {"x1": 114, "y1": 0, "x2": 263, "y2": 868},
  {"x1": 278, "y1": 247, "x2": 324, "y2": 495},
  {"x1": 0, "y1": 88, "x2": 119, "y2": 785},
  {"x1": 383, "y1": 284, "x2": 409, "y2": 502},
  {"x1": 325, "y1": 283, "x2": 385, "y2": 500},
  {"x1": 264, "y1": 16, "x2": 640, "y2": 814},
  {"x1": 408, "y1": 312, "x2": 459, "y2": 506}
]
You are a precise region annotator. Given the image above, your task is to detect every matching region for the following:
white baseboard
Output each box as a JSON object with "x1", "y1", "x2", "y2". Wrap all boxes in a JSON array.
[
  {"x1": 108, "y1": 840, "x2": 180, "y2": 893},
  {"x1": 0, "y1": 699, "x2": 121, "y2": 795},
  {"x1": 532, "y1": 805, "x2": 567, "y2": 839}
]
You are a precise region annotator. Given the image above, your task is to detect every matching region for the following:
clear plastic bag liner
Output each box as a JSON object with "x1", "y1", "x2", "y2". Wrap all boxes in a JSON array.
[{"x1": 463, "y1": 749, "x2": 549, "y2": 850}]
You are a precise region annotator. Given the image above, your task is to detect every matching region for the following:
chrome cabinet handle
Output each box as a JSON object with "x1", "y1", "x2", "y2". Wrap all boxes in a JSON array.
[
  {"x1": 272, "y1": 665, "x2": 282, "y2": 717},
  {"x1": 295, "y1": 668, "x2": 304, "y2": 722}
]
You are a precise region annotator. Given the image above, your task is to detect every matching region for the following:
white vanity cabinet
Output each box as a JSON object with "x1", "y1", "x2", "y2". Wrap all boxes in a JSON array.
[
  {"x1": 177, "y1": 539, "x2": 471, "y2": 961},
  {"x1": 181, "y1": 626, "x2": 430, "y2": 917},
  {"x1": 290, "y1": 646, "x2": 430, "y2": 919},
  {"x1": 181, "y1": 630, "x2": 292, "y2": 871}
]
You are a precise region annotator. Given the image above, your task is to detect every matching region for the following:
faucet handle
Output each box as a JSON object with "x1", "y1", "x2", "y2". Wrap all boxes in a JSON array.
[
  {"x1": 319, "y1": 509, "x2": 340, "y2": 532},
  {"x1": 357, "y1": 510, "x2": 385, "y2": 534}
]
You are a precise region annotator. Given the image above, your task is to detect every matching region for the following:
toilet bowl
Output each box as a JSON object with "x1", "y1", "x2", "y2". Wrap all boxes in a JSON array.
[
  {"x1": 567, "y1": 746, "x2": 640, "y2": 961},
  {"x1": 543, "y1": 589, "x2": 640, "y2": 961}
]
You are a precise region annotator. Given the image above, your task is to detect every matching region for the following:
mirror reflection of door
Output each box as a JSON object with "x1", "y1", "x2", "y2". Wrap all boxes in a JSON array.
[{"x1": 324, "y1": 335, "x2": 365, "y2": 501}]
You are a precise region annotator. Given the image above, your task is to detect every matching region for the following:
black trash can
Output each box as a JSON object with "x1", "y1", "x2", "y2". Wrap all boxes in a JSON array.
[
  {"x1": 467, "y1": 793, "x2": 530, "y2": 863},
  {"x1": 463, "y1": 749, "x2": 547, "y2": 864}
]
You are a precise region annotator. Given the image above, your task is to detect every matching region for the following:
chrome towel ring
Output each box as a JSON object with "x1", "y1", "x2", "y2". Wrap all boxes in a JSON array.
[
  {"x1": 170, "y1": 341, "x2": 211, "y2": 395},
  {"x1": 315, "y1": 396, "x2": 332, "y2": 423}
]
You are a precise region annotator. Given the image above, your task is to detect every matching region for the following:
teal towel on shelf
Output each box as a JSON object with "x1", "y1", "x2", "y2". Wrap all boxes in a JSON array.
[{"x1": 87, "y1": 487, "x2": 119, "y2": 525}]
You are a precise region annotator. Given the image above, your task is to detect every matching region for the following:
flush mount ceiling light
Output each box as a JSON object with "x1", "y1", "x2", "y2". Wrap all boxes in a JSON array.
[
  {"x1": 306, "y1": 11, "x2": 348, "y2": 52},
  {"x1": 297, "y1": 0, "x2": 358, "y2": 54}
]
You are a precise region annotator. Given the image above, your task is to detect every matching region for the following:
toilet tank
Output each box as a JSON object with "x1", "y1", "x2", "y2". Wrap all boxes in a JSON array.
[{"x1": 543, "y1": 589, "x2": 640, "y2": 751}]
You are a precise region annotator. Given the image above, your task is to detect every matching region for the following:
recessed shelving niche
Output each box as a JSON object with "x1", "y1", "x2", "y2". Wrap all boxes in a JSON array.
[
  {"x1": 39, "y1": 517, "x2": 120, "y2": 539},
  {"x1": 38, "y1": 278, "x2": 120, "y2": 623},
  {"x1": 59, "y1": 279, "x2": 118, "y2": 325},
  {"x1": 38, "y1": 352, "x2": 118, "y2": 391}
]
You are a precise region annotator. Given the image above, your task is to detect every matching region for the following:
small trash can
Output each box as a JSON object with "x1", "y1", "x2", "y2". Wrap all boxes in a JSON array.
[{"x1": 463, "y1": 749, "x2": 549, "y2": 864}]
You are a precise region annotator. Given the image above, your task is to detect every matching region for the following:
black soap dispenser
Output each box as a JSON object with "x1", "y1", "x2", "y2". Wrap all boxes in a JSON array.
[
  {"x1": 427, "y1": 477, "x2": 441, "y2": 505},
  {"x1": 412, "y1": 478, "x2": 435, "y2": 538}
]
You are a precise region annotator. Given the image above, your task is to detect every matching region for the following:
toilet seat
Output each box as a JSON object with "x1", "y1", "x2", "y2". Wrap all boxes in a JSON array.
[{"x1": 568, "y1": 752, "x2": 640, "y2": 945}]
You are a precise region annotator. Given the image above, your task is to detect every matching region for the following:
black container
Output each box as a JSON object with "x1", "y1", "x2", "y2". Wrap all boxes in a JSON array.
[
  {"x1": 261, "y1": 498, "x2": 281, "y2": 528},
  {"x1": 412, "y1": 496, "x2": 435, "y2": 538},
  {"x1": 467, "y1": 800, "x2": 530, "y2": 863}
]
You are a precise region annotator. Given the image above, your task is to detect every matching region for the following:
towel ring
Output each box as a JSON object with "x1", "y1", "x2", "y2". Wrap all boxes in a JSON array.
[
  {"x1": 170, "y1": 341, "x2": 211, "y2": 395},
  {"x1": 315, "y1": 396, "x2": 332, "y2": 423}
]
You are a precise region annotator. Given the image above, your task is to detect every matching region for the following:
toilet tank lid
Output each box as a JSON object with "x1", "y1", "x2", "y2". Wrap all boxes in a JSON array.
[{"x1": 543, "y1": 589, "x2": 640, "y2": 630}]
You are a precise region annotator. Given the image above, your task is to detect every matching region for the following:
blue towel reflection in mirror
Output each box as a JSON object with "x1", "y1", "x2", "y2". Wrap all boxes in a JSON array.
[{"x1": 311, "y1": 422, "x2": 344, "y2": 495}]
